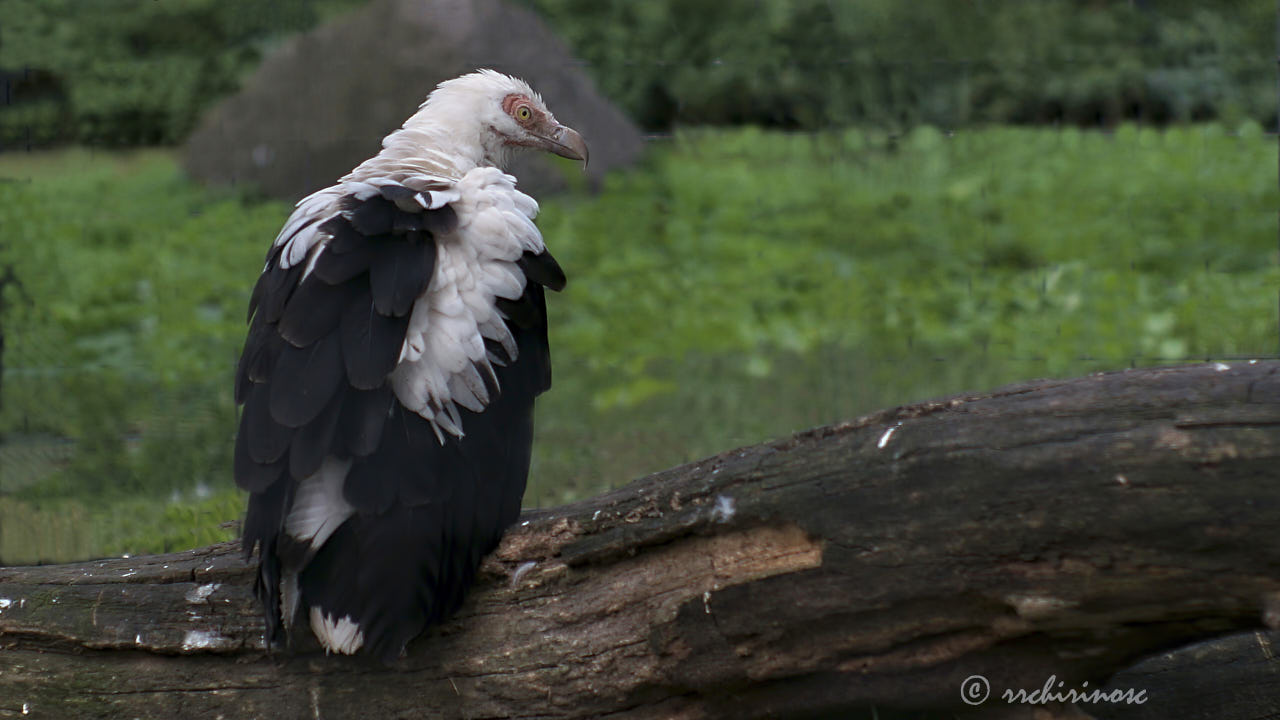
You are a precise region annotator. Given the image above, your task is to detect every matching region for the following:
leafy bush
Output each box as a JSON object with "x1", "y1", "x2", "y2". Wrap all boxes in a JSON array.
[
  {"x1": 1, "y1": 0, "x2": 1274, "y2": 148},
  {"x1": 530, "y1": 0, "x2": 1275, "y2": 129},
  {"x1": 0, "y1": 0, "x2": 363, "y2": 148}
]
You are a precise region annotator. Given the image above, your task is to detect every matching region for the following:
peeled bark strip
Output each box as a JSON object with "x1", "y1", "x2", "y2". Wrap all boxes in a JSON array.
[{"x1": 1, "y1": 361, "x2": 1279, "y2": 720}]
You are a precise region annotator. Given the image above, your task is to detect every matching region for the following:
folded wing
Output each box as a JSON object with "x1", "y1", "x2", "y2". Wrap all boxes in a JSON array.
[{"x1": 235, "y1": 168, "x2": 563, "y2": 659}]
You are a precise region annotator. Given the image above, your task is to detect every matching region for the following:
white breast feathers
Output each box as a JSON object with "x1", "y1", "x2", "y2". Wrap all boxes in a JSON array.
[{"x1": 390, "y1": 167, "x2": 544, "y2": 441}]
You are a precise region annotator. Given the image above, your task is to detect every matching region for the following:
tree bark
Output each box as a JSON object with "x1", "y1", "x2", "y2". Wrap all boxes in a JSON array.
[{"x1": 1, "y1": 361, "x2": 1279, "y2": 720}]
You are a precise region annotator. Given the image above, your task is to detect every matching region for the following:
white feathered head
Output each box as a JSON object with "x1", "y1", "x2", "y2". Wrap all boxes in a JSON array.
[{"x1": 388, "y1": 69, "x2": 588, "y2": 172}]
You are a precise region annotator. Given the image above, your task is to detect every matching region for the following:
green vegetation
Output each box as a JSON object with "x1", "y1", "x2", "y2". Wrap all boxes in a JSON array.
[
  {"x1": 2, "y1": 0, "x2": 1274, "y2": 148},
  {"x1": 1, "y1": 124, "x2": 1275, "y2": 562},
  {"x1": 0, "y1": 150, "x2": 277, "y2": 561},
  {"x1": 0, "y1": 487, "x2": 241, "y2": 562},
  {"x1": 532, "y1": 122, "x2": 1278, "y2": 500},
  {"x1": 0, "y1": 0, "x2": 364, "y2": 147},
  {"x1": 532, "y1": 0, "x2": 1275, "y2": 129}
]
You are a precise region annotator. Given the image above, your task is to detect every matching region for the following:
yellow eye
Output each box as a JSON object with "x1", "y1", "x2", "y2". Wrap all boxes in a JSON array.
[{"x1": 516, "y1": 106, "x2": 531, "y2": 121}]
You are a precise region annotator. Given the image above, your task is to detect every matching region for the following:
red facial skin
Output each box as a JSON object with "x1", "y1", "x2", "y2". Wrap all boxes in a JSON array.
[{"x1": 502, "y1": 94, "x2": 551, "y2": 141}]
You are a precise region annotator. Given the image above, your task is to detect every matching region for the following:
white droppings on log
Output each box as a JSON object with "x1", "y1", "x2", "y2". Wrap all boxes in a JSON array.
[
  {"x1": 181, "y1": 629, "x2": 232, "y2": 652},
  {"x1": 1214, "y1": 362, "x2": 1231, "y2": 371},
  {"x1": 511, "y1": 561, "x2": 537, "y2": 587},
  {"x1": 186, "y1": 583, "x2": 222, "y2": 604},
  {"x1": 877, "y1": 422, "x2": 903, "y2": 449},
  {"x1": 711, "y1": 495, "x2": 735, "y2": 523},
  {"x1": 1006, "y1": 594, "x2": 1079, "y2": 620}
]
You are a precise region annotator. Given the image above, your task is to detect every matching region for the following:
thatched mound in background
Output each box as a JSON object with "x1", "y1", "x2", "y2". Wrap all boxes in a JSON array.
[{"x1": 182, "y1": 0, "x2": 643, "y2": 200}]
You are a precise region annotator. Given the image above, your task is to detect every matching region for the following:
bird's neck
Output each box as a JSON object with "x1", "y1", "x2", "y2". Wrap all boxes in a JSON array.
[{"x1": 351, "y1": 107, "x2": 510, "y2": 182}]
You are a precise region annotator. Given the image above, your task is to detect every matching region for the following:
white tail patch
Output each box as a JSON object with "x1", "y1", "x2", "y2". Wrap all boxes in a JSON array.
[
  {"x1": 284, "y1": 457, "x2": 354, "y2": 551},
  {"x1": 310, "y1": 608, "x2": 365, "y2": 654}
]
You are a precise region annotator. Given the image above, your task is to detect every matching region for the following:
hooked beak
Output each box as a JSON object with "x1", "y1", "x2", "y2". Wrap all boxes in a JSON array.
[{"x1": 540, "y1": 124, "x2": 589, "y2": 170}]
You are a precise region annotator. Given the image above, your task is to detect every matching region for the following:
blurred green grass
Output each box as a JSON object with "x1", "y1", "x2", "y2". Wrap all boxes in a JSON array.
[{"x1": 0, "y1": 124, "x2": 1275, "y2": 562}]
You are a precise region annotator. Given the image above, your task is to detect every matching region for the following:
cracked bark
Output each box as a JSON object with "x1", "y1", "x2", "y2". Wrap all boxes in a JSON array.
[{"x1": 1, "y1": 361, "x2": 1279, "y2": 720}]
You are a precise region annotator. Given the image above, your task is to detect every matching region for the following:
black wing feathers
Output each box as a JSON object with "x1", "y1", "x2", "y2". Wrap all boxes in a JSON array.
[
  {"x1": 340, "y1": 286, "x2": 410, "y2": 389},
  {"x1": 338, "y1": 385, "x2": 394, "y2": 458},
  {"x1": 235, "y1": 192, "x2": 446, "y2": 649},
  {"x1": 495, "y1": 291, "x2": 544, "y2": 329},
  {"x1": 278, "y1": 275, "x2": 363, "y2": 348},
  {"x1": 243, "y1": 475, "x2": 294, "y2": 642},
  {"x1": 243, "y1": 382, "x2": 293, "y2": 463},
  {"x1": 289, "y1": 384, "x2": 347, "y2": 479},
  {"x1": 376, "y1": 183, "x2": 418, "y2": 209},
  {"x1": 268, "y1": 334, "x2": 344, "y2": 428},
  {"x1": 498, "y1": 280, "x2": 554, "y2": 394},
  {"x1": 420, "y1": 204, "x2": 458, "y2": 235},
  {"x1": 253, "y1": 245, "x2": 306, "y2": 325},
  {"x1": 302, "y1": 293, "x2": 547, "y2": 658},
  {"x1": 370, "y1": 231, "x2": 435, "y2": 316},
  {"x1": 235, "y1": 197, "x2": 444, "y2": 463},
  {"x1": 235, "y1": 319, "x2": 283, "y2": 404},
  {"x1": 236, "y1": 183, "x2": 563, "y2": 659},
  {"x1": 345, "y1": 195, "x2": 398, "y2": 236},
  {"x1": 234, "y1": 432, "x2": 287, "y2": 494},
  {"x1": 325, "y1": 217, "x2": 369, "y2": 254},
  {"x1": 312, "y1": 236, "x2": 373, "y2": 285},
  {"x1": 517, "y1": 250, "x2": 566, "y2": 292}
]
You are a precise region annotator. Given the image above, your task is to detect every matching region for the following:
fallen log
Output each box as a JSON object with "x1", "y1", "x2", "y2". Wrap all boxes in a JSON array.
[{"x1": 1, "y1": 361, "x2": 1279, "y2": 719}]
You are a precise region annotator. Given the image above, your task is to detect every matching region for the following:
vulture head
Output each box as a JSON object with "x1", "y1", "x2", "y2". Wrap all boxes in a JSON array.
[{"x1": 403, "y1": 69, "x2": 589, "y2": 172}]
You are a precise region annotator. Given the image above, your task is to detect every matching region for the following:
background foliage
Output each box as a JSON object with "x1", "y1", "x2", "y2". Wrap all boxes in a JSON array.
[
  {"x1": 1, "y1": 0, "x2": 1274, "y2": 148},
  {"x1": 1, "y1": 124, "x2": 1274, "y2": 562},
  {"x1": 534, "y1": 0, "x2": 1277, "y2": 130},
  {"x1": 0, "y1": 0, "x2": 1275, "y2": 563},
  {"x1": 0, "y1": 0, "x2": 358, "y2": 147}
]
